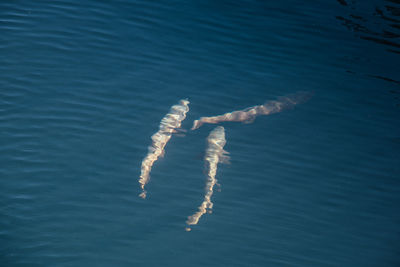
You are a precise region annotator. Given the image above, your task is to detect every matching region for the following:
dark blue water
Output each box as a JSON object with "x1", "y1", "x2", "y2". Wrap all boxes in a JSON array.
[{"x1": 1, "y1": 1, "x2": 399, "y2": 266}]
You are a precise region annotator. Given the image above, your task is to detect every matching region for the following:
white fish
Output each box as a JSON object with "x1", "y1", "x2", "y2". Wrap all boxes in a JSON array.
[
  {"x1": 191, "y1": 91, "x2": 312, "y2": 130},
  {"x1": 139, "y1": 99, "x2": 190, "y2": 199},
  {"x1": 186, "y1": 126, "x2": 229, "y2": 231}
]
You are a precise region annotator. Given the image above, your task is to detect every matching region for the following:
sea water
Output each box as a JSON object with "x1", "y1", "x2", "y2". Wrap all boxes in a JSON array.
[{"x1": 1, "y1": 1, "x2": 399, "y2": 266}]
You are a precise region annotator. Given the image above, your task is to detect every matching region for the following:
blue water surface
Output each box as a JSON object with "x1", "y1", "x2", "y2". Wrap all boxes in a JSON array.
[{"x1": 1, "y1": 0, "x2": 399, "y2": 266}]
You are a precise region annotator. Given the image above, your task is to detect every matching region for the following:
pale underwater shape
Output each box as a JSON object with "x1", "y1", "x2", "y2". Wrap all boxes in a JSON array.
[
  {"x1": 139, "y1": 99, "x2": 190, "y2": 199},
  {"x1": 191, "y1": 91, "x2": 312, "y2": 130},
  {"x1": 186, "y1": 126, "x2": 229, "y2": 231}
]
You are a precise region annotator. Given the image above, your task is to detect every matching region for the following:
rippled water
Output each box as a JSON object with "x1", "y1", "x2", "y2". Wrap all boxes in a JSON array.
[{"x1": 1, "y1": 1, "x2": 399, "y2": 266}]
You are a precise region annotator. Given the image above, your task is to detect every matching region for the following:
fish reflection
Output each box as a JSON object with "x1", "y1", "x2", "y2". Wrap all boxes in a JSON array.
[
  {"x1": 139, "y1": 99, "x2": 190, "y2": 199},
  {"x1": 191, "y1": 92, "x2": 312, "y2": 130},
  {"x1": 186, "y1": 126, "x2": 229, "y2": 231}
]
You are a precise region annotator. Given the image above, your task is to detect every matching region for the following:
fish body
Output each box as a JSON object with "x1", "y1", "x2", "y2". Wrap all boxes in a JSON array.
[
  {"x1": 139, "y1": 99, "x2": 190, "y2": 199},
  {"x1": 186, "y1": 126, "x2": 229, "y2": 229},
  {"x1": 191, "y1": 91, "x2": 312, "y2": 130}
]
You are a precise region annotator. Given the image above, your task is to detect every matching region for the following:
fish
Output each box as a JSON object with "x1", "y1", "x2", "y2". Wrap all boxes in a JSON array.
[
  {"x1": 191, "y1": 91, "x2": 312, "y2": 130},
  {"x1": 186, "y1": 126, "x2": 229, "y2": 231},
  {"x1": 139, "y1": 99, "x2": 190, "y2": 199}
]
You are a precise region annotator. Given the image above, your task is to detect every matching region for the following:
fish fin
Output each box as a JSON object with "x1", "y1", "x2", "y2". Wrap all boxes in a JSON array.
[
  {"x1": 172, "y1": 128, "x2": 187, "y2": 133},
  {"x1": 139, "y1": 191, "x2": 147, "y2": 199},
  {"x1": 216, "y1": 182, "x2": 222, "y2": 192},
  {"x1": 177, "y1": 128, "x2": 187, "y2": 133},
  {"x1": 170, "y1": 128, "x2": 187, "y2": 137},
  {"x1": 242, "y1": 115, "x2": 256, "y2": 124},
  {"x1": 191, "y1": 120, "x2": 203, "y2": 130},
  {"x1": 220, "y1": 154, "x2": 231, "y2": 164}
]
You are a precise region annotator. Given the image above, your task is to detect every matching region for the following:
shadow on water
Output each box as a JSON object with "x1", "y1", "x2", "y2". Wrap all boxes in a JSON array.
[
  {"x1": 336, "y1": 0, "x2": 400, "y2": 105},
  {"x1": 336, "y1": 0, "x2": 400, "y2": 49},
  {"x1": 336, "y1": 0, "x2": 400, "y2": 53}
]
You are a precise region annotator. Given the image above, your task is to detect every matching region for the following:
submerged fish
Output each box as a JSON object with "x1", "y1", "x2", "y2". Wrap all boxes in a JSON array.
[
  {"x1": 186, "y1": 126, "x2": 229, "y2": 231},
  {"x1": 191, "y1": 91, "x2": 312, "y2": 130},
  {"x1": 139, "y1": 99, "x2": 190, "y2": 199}
]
